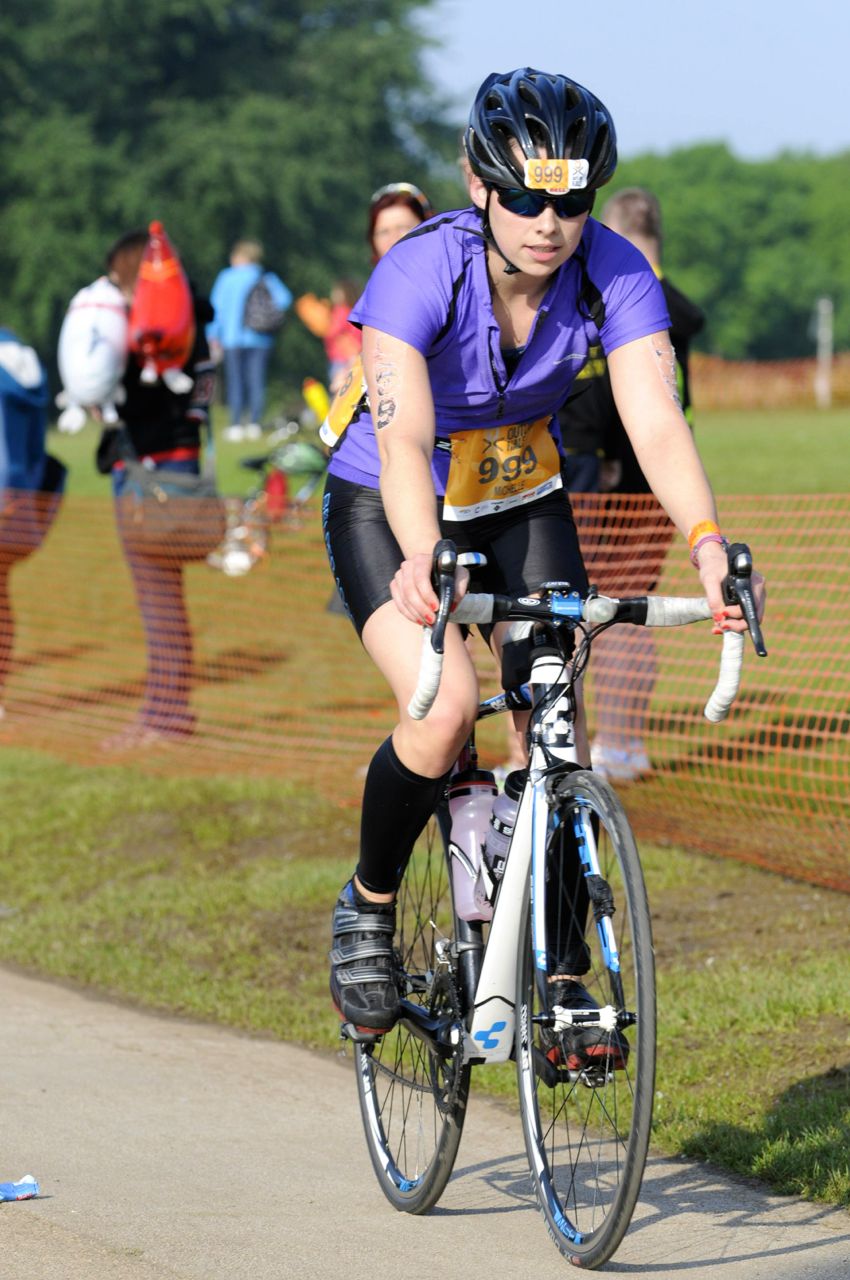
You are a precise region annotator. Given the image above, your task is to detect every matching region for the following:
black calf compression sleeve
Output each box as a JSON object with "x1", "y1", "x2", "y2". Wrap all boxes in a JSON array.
[{"x1": 356, "y1": 736, "x2": 448, "y2": 895}]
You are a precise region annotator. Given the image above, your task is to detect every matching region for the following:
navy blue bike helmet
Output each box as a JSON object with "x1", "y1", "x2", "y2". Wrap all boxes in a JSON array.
[{"x1": 465, "y1": 68, "x2": 618, "y2": 191}]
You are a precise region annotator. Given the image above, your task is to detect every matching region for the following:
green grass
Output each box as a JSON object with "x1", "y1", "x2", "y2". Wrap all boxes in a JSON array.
[
  {"x1": 692, "y1": 406, "x2": 850, "y2": 494},
  {"x1": 47, "y1": 406, "x2": 298, "y2": 501},
  {"x1": 0, "y1": 747, "x2": 846, "y2": 1207},
  {"x1": 48, "y1": 405, "x2": 850, "y2": 499}
]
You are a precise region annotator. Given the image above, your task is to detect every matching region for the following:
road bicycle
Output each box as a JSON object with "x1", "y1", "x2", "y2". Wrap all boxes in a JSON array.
[{"x1": 342, "y1": 538, "x2": 765, "y2": 1269}]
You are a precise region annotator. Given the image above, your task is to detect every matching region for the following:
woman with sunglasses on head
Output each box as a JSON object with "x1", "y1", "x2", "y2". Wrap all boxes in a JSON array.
[
  {"x1": 324, "y1": 68, "x2": 765, "y2": 1037},
  {"x1": 367, "y1": 182, "x2": 434, "y2": 263}
]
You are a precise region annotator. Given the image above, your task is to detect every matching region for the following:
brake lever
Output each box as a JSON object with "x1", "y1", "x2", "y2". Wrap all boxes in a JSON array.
[
  {"x1": 723, "y1": 542, "x2": 767, "y2": 657},
  {"x1": 430, "y1": 539, "x2": 458, "y2": 655}
]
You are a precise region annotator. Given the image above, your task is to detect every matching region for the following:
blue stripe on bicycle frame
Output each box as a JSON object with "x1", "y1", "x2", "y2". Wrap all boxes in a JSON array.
[{"x1": 572, "y1": 805, "x2": 621, "y2": 974}]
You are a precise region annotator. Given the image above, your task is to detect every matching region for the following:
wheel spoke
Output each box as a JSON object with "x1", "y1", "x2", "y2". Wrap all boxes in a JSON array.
[
  {"x1": 354, "y1": 809, "x2": 470, "y2": 1213},
  {"x1": 517, "y1": 771, "x2": 655, "y2": 1267}
]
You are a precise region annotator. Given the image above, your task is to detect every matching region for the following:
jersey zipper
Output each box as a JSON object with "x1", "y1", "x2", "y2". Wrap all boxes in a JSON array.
[{"x1": 489, "y1": 342, "x2": 507, "y2": 418}]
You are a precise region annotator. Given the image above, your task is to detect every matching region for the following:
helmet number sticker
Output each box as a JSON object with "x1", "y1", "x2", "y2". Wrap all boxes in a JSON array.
[{"x1": 524, "y1": 158, "x2": 589, "y2": 193}]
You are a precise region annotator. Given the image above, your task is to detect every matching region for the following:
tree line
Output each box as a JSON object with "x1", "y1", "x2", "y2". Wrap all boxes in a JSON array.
[{"x1": 1, "y1": 0, "x2": 847, "y2": 403}]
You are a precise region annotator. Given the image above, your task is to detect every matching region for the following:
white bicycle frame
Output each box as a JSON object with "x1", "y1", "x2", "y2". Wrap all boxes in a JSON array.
[{"x1": 410, "y1": 589, "x2": 747, "y2": 1067}]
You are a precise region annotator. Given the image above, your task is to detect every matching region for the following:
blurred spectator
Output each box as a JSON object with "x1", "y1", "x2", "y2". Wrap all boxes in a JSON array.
[
  {"x1": 207, "y1": 239, "x2": 292, "y2": 441},
  {"x1": 294, "y1": 279, "x2": 362, "y2": 392},
  {"x1": 559, "y1": 187, "x2": 706, "y2": 781},
  {"x1": 322, "y1": 184, "x2": 433, "y2": 619},
  {"x1": 367, "y1": 183, "x2": 433, "y2": 263},
  {"x1": 0, "y1": 329, "x2": 66, "y2": 715},
  {"x1": 97, "y1": 228, "x2": 217, "y2": 750}
]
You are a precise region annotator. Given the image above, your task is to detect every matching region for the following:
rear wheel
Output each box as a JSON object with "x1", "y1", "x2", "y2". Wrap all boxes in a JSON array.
[
  {"x1": 354, "y1": 804, "x2": 471, "y2": 1213},
  {"x1": 516, "y1": 769, "x2": 655, "y2": 1268}
]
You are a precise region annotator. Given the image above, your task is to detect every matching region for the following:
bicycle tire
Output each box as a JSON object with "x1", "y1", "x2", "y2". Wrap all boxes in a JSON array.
[
  {"x1": 354, "y1": 801, "x2": 471, "y2": 1214},
  {"x1": 516, "y1": 768, "x2": 656, "y2": 1268}
]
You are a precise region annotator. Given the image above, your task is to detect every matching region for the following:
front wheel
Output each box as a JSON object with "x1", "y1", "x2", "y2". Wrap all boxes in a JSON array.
[
  {"x1": 354, "y1": 804, "x2": 471, "y2": 1214},
  {"x1": 516, "y1": 770, "x2": 656, "y2": 1268}
]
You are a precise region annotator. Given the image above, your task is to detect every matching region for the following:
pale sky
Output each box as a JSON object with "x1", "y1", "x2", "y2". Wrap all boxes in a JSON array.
[{"x1": 418, "y1": 0, "x2": 846, "y2": 160}]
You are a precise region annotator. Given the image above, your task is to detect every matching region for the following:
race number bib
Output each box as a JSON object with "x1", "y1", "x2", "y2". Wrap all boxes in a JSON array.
[
  {"x1": 319, "y1": 354, "x2": 366, "y2": 447},
  {"x1": 442, "y1": 417, "x2": 562, "y2": 521}
]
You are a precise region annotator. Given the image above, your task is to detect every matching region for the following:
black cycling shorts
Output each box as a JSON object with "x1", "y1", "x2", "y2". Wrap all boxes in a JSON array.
[{"x1": 322, "y1": 473, "x2": 588, "y2": 637}]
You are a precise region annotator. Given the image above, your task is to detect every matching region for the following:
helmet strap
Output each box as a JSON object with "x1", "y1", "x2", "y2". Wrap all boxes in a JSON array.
[{"x1": 482, "y1": 191, "x2": 521, "y2": 276}]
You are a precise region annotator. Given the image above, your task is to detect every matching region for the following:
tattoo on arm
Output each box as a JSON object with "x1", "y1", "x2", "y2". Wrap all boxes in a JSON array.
[
  {"x1": 653, "y1": 341, "x2": 682, "y2": 408},
  {"x1": 374, "y1": 340, "x2": 399, "y2": 431}
]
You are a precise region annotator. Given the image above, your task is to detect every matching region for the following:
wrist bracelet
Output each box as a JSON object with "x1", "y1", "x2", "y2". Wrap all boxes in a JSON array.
[
  {"x1": 687, "y1": 518, "x2": 722, "y2": 552},
  {"x1": 690, "y1": 532, "x2": 729, "y2": 567}
]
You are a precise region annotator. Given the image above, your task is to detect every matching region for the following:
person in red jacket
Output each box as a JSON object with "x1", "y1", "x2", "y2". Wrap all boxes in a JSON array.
[{"x1": 294, "y1": 280, "x2": 362, "y2": 392}]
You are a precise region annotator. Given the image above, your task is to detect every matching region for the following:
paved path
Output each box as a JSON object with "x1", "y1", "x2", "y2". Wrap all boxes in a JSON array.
[{"x1": 1, "y1": 966, "x2": 848, "y2": 1279}]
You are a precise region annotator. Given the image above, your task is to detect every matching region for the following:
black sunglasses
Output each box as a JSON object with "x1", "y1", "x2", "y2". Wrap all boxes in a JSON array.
[{"x1": 492, "y1": 186, "x2": 595, "y2": 219}]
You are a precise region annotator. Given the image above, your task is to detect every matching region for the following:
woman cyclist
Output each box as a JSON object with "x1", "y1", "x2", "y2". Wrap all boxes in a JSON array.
[{"x1": 324, "y1": 67, "x2": 764, "y2": 1039}]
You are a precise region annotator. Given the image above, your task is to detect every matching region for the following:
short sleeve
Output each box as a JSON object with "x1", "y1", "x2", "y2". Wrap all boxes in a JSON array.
[
  {"x1": 586, "y1": 226, "x2": 671, "y2": 355},
  {"x1": 350, "y1": 239, "x2": 452, "y2": 355}
]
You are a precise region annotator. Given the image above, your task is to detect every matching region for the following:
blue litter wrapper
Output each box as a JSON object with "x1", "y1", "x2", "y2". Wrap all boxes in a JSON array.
[{"x1": 0, "y1": 1175, "x2": 39, "y2": 1201}]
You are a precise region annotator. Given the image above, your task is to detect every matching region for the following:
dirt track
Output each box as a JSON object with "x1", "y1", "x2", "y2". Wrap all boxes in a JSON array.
[{"x1": 2, "y1": 965, "x2": 848, "y2": 1279}]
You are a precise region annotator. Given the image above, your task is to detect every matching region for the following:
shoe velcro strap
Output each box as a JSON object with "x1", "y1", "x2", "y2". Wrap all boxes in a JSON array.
[
  {"x1": 332, "y1": 908, "x2": 395, "y2": 938},
  {"x1": 330, "y1": 937, "x2": 394, "y2": 966},
  {"x1": 332, "y1": 964, "x2": 396, "y2": 988}
]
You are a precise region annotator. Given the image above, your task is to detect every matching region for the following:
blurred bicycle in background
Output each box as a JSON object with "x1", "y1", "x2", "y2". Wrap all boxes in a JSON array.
[{"x1": 207, "y1": 425, "x2": 327, "y2": 577}]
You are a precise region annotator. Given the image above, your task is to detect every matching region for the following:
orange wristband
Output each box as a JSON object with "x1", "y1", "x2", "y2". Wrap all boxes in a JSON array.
[{"x1": 687, "y1": 519, "x2": 722, "y2": 553}]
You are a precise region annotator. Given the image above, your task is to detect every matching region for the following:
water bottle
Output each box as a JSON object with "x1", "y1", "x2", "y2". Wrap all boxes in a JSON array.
[
  {"x1": 448, "y1": 767, "x2": 497, "y2": 921},
  {"x1": 484, "y1": 769, "x2": 526, "y2": 881}
]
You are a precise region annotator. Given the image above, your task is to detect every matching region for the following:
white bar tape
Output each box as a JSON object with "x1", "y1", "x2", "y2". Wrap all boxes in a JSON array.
[
  {"x1": 644, "y1": 597, "x2": 713, "y2": 627},
  {"x1": 704, "y1": 631, "x2": 745, "y2": 723},
  {"x1": 408, "y1": 597, "x2": 495, "y2": 720},
  {"x1": 407, "y1": 628, "x2": 443, "y2": 720},
  {"x1": 451, "y1": 594, "x2": 496, "y2": 625}
]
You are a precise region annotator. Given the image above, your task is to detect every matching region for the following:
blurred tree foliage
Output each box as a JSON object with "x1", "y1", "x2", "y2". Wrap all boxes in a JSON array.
[
  {"x1": 0, "y1": 4, "x2": 848, "y2": 409},
  {"x1": 604, "y1": 145, "x2": 850, "y2": 361},
  {"x1": 0, "y1": 0, "x2": 465, "y2": 402}
]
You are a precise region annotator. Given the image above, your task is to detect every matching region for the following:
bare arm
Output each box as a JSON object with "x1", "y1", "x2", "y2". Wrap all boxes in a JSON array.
[
  {"x1": 362, "y1": 326, "x2": 463, "y2": 623},
  {"x1": 607, "y1": 330, "x2": 762, "y2": 625}
]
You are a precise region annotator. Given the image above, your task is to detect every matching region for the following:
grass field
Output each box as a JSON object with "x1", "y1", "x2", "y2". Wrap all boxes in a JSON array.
[
  {"x1": 47, "y1": 404, "x2": 850, "y2": 499},
  {"x1": 9, "y1": 401, "x2": 848, "y2": 1210}
]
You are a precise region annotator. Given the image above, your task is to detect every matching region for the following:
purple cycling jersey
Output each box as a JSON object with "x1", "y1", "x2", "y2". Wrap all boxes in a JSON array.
[{"x1": 328, "y1": 208, "x2": 669, "y2": 497}]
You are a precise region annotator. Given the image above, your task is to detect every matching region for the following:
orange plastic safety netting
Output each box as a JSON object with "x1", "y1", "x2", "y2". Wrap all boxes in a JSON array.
[
  {"x1": 0, "y1": 491, "x2": 847, "y2": 892},
  {"x1": 691, "y1": 352, "x2": 850, "y2": 409}
]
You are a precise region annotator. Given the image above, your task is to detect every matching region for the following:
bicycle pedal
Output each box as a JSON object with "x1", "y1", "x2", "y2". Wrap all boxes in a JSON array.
[
  {"x1": 533, "y1": 1044, "x2": 572, "y2": 1087},
  {"x1": 339, "y1": 1020, "x2": 385, "y2": 1045}
]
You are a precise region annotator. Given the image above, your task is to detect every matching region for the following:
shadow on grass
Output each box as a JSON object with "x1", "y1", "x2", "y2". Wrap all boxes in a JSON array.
[
  {"x1": 681, "y1": 1065, "x2": 850, "y2": 1205},
  {"x1": 649, "y1": 707, "x2": 850, "y2": 769},
  {"x1": 195, "y1": 647, "x2": 290, "y2": 683},
  {"x1": 11, "y1": 641, "x2": 102, "y2": 670}
]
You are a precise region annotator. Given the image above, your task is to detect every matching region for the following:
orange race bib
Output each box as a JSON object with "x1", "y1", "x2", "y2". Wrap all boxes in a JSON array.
[
  {"x1": 319, "y1": 354, "x2": 366, "y2": 447},
  {"x1": 442, "y1": 417, "x2": 562, "y2": 521}
]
